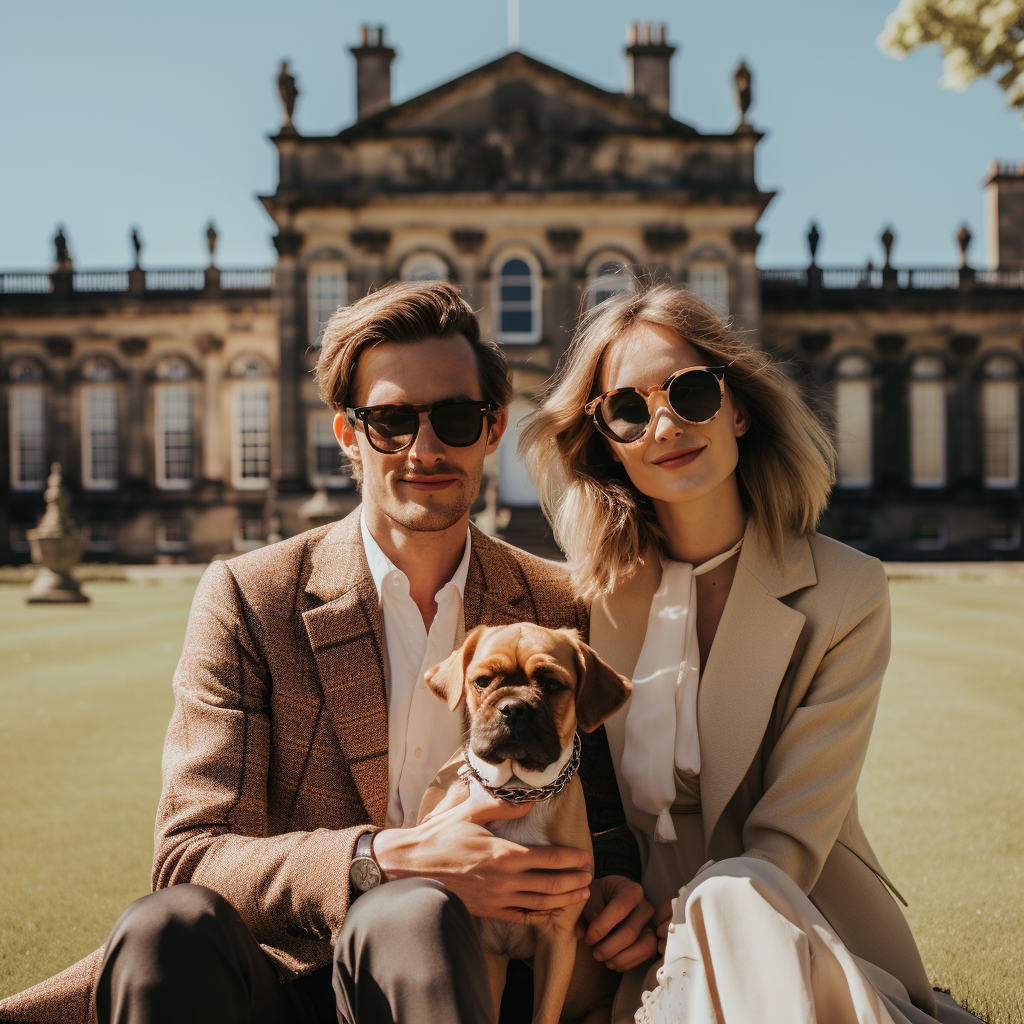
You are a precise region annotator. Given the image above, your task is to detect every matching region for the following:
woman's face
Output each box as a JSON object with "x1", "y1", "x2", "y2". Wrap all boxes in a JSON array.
[{"x1": 596, "y1": 323, "x2": 748, "y2": 511}]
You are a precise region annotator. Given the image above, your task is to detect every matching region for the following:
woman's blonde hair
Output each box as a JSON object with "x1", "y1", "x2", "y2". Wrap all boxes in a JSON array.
[{"x1": 519, "y1": 283, "x2": 835, "y2": 601}]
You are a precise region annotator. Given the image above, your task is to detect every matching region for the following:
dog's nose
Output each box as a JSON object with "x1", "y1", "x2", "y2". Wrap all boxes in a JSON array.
[{"x1": 498, "y1": 701, "x2": 527, "y2": 722}]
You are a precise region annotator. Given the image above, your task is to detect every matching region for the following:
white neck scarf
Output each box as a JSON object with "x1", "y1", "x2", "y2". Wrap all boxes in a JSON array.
[{"x1": 620, "y1": 537, "x2": 744, "y2": 844}]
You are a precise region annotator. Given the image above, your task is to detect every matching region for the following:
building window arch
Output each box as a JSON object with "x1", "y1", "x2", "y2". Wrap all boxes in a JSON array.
[
  {"x1": 686, "y1": 260, "x2": 730, "y2": 316},
  {"x1": 227, "y1": 354, "x2": 272, "y2": 380},
  {"x1": 154, "y1": 378, "x2": 196, "y2": 490},
  {"x1": 834, "y1": 354, "x2": 873, "y2": 489},
  {"x1": 81, "y1": 383, "x2": 119, "y2": 490},
  {"x1": 981, "y1": 354, "x2": 1020, "y2": 489},
  {"x1": 493, "y1": 251, "x2": 542, "y2": 344},
  {"x1": 400, "y1": 252, "x2": 450, "y2": 282},
  {"x1": 232, "y1": 382, "x2": 271, "y2": 490},
  {"x1": 908, "y1": 354, "x2": 947, "y2": 489},
  {"x1": 154, "y1": 355, "x2": 196, "y2": 382},
  {"x1": 587, "y1": 256, "x2": 634, "y2": 308},
  {"x1": 307, "y1": 263, "x2": 349, "y2": 347}
]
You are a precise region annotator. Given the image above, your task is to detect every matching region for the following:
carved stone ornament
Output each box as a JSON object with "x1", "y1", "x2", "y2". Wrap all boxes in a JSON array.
[
  {"x1": 734, "y1": 61, "x2": 752, "y2": 125},
  {"x1": 643, "y1": 225, "x2": 689, "y2": 253},
  {"x1": 880, "y1": 226, "x2": 895, "y2": 269},
  {"x1": 278, "y1": 60, "x2": 299, "y2": 129},
  {"x1": 206, "y1": 222, "x2": 219, "y2": 267},
  {"x1": 118, "y1": 338, "x2": 148, "y2": 359},
  {"x1": 26, "y1": 463, "x2": 89, "y2": 605},
  {"x1": 956, "y1": 223, "x2": 972, "y2": 269},
  {"x1": 546, "y1": 228, "x2": 581, "y2": 254},
  {"x1": 272, "y1": 229, "x2": 304, "y2": 258},
  {"x1": 731, "y1": 227, "x2": 762, "y2": 254},
  {"x1": 807, "y1": 222, "x2": 821, "y2": 265},
  {"x1": 53, "y1": 226, "x2": 72, "y2": 271},
  {"x1": 350, "y1": 228, "x2": 391, "y2": 254},
  {"x1": 131, "y1": 227, "x2": 142, "y2": 269},
  {"x1": 451, "y1": 229, "x2": 486, "y2": 254}
]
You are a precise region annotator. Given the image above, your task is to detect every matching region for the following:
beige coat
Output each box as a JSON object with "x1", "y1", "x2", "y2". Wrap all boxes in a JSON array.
[{"x1": 590, "y1": 523, "x2": 938, "y2": 1018}]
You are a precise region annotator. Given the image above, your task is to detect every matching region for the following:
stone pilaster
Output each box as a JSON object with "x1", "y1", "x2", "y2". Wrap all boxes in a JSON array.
[
  {"x1": 196, "y1": 334, "x2": 225, "y2": 484},
  {"x1": 350, "y1": 228, "x2": 391, "y2": 297},
  {"x1": 950, "y1": 334, "x2": 981, "y2": 485},
  {"x1": 731, "y1": 227, "x2": 762, "y2": 345},
  {"x1": 546, "y1": 228, "x2": 581, "y2": 369},
  {"x1": 642, "y1": 225, "x2": 688, "y2": 283},
  {"x1": 452, "y1": 229, "x2": 486, "y2": 308},
  {"x1": 273, "y1": 229, "x2": 305, "y2": 490},
  {"x1": 874, "y1": 333, "x2": 907, "y2": 486},
  {"x1": 118, "y1": 337, "x2": 149, "y2": 484}
]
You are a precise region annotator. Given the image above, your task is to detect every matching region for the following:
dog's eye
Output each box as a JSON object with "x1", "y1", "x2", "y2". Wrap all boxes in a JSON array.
[
  {"x1": 473, "y1": 676, "x2": 492, "y2": 689},
  {"x1": 541, "y1": 677, "x2": 566, "y2": 695}
]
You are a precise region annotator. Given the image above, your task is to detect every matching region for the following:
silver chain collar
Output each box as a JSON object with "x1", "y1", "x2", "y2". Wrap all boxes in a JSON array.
[{"x1": 459, "y1": 733, "x2": 581, "y2": 805}]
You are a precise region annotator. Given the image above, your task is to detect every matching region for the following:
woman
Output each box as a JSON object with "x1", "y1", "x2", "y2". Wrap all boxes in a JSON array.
[{"x1": 520, "y1": 284, "x2": 979, "y2": 1024}]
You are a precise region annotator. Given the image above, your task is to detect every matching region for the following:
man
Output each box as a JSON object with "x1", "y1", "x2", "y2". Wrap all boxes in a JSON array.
[{"x1": 0, "y1": 282, "x2": 652, "y2": 1024}]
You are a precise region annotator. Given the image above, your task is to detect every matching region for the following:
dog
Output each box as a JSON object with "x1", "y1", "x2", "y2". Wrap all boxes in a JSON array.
[{"x1": 418, "y1": 623, "x2": 632, "y2": 1024}]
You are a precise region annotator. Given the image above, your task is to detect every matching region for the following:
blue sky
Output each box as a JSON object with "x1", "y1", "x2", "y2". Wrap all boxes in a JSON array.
[{"x1": 1, "y1": 0, "x2": 1022, "y2": 270}]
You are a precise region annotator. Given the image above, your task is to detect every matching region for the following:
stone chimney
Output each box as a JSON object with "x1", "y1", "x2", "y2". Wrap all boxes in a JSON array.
[
  {"x1": 984, "y1": 161, "x2": 1024, "y2": 268},
  {"x1": 626, "y1": 22, "x2": 676, "y2": 114},
  {"x1": 350, "y1": 25, "x2": 396, "y2": 120}
]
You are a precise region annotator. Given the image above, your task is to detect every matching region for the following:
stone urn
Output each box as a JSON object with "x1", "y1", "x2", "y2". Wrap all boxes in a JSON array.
[{"x1": 26, "y1": 462, "x2": 89, "y2": 604}]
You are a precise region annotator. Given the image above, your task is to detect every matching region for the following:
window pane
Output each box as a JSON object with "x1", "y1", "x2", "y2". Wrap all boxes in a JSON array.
[
  {"x1": 83, "y1": 386, "x2": 118, "y2": 489},
  {"x1": 237, "y1": 386, "x2": 270, "y2": 481},
  {"x1": 909, "y1": 381, "x2": 946, "y2": 487},
  {"x1": 10, "y1": 387, "x2": 46, "y2": 490},
  {"x1": 501, "y1": 258, "x2": 530, "y2": 276},
  {"x1": 402, "y1": 255, "x2": 448, "y2": 282},
  {"x1": 689, "y1": 265, "x2": 729, "y2": 315},
  {"x1": 308, "y1": 415, "x2": 346, "y2": 484},
  {"x1": 500, "y1": 284, "x2": 532, "y2": 302},
  {"x1": 836, "y1": 380, "x2": 872, "y2": 488},
  {"x1": 308, "y1": 269, "x2": 348, "y2": 346},
  {"x1": 501, "y1": 310, "x2": 533, "y2": 334},
  {"x1": 157, "y1": 387, "x2": 194, "y2": 486},
  {"x1": 984, "y1": 381, "x2": 1020, "y2": 488}
]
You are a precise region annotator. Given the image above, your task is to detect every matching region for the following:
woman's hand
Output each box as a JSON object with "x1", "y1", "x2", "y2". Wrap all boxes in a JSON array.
[
  {"x1": 575, "y1": 874, "x2": 657, "y2": 971},
  {"x1": 652, "y1": 896, "x2": 675, "y2": 956}
]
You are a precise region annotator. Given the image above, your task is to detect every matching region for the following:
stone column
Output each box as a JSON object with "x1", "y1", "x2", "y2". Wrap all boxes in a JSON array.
[
  {"x1": 874, "y1": 333, "x2": 907, "y2": 486},
  {"x1": 118, "y1": 337, "x2": 149, "y2": 485},
  {"x1": 452, "y1": 229, "x2": 486, "y2": 309},
  {"x1": 196, "y1": 334, "x2": 225, "y2": 484},
  {"x1": 950, "y1": 334, "x2": 981, "y2": 485},
  {"x1": 350, "y1": 228, "x2": 391, "y2": 298},
  {"x1": 731, "y1": 228, "x2": 763, "y2": 346},
  {"x1": 272, "y1": 229, "x2": 305, "y2": 490},
  {"x1": 642, "y1": 225, "x2": 688, "y2": 284},
  {"x1": 546, "y1": 228, "x2": 581, "y2": 370}
]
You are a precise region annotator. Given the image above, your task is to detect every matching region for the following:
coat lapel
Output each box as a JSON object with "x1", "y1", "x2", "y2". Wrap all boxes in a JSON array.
[
  {"x1": 462, "y1": 524, "x2": 534, "y2": 629},
  {"x1": 697, "y1": 525, "x2": 816, "y2": 847},
  {"x1": 302, "y1": 509, "x2": 390, "y2": 827}
]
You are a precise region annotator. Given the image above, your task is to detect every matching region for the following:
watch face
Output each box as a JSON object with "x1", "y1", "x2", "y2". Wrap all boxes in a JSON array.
[{"x1": 351, "y1": 857, "x2": 381, "y2": 892}]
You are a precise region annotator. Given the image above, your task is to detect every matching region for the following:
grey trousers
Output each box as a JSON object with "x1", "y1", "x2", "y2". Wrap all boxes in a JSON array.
[{"x1": 93, "y1": 879, "x2": 497, "y2": 1024}]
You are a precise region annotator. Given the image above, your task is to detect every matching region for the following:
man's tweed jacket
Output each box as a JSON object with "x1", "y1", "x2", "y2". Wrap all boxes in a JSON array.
[{"x1": 0, "y1": 510, "x2": 636, "y2": 1024}]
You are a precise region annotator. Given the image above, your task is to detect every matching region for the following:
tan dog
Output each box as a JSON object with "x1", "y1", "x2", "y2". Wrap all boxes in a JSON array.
[{"x1": 418, "y1": 623, "x2": 632, "y2": 1024}]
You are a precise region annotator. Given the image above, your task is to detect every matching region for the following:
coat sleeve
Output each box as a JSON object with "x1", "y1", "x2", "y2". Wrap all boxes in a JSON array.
[
  {"x1": 152, "y1": 560, "x2": 368, "y2": 945},
  {"x1": 740, "y1": 557, "x2": 891, "y2": 894}
]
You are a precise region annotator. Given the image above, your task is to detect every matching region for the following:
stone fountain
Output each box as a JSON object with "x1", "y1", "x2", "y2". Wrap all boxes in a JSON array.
[{"x1": 26, "y1": 463, "x2": 89, "y2": 604}]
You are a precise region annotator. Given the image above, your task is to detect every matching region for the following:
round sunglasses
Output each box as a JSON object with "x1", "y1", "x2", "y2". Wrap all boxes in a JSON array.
[
  {"x1": 346, "y1": 398, "x2": 496, "y2": 454},
  {"x1": 584, "y1": 366, "x2": 726, "y2": 443}
]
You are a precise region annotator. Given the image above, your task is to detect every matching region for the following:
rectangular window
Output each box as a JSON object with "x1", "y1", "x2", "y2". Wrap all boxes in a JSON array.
[
  {"x1": 82, "y1": 386, "x2": 118, "y2": 490},
  {"x1": 983, "y1": 381, "x2": 1020, "y2": 488},
  {"x1": 156, "y1": 519, "x2": 190, "y2": 553},
  {"x1": 909, "y1": 381, "x2": 946, "y2": 488},
  {"x1": 9, "y1": 387, "x2": 46, "y2": 491},
  {"x1": 688, "y1": 264, "x2": 729, "y2": 315},
  {"x1": 156, "y1": 386, "x2": 194, "y2": 489},
  {"x1": 233, "y1": 385, "x2": 271, "y2": 488},
  {"x1": 85, "y1": 521, "x2": 117, "y2": 553},
  {"x1": 308, "y1": 268, "x2": 348, "y2": 346},
  {"x1": 308, "y1": 414, "x2": 348, "y2": 487},
  {"x1": 835, "y1": 380, "x2": 872, "y2": 488}
]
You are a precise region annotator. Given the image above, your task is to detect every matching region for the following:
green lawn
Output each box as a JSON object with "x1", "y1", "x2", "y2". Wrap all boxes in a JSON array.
[{"x1": 0, "y1": 574, "x2": 1022, "y2": 1022}]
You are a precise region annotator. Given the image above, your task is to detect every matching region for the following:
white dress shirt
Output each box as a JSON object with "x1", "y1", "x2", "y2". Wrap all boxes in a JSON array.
[{"x1": 361, "y1": 514, "x2": 472, "y2": 828}]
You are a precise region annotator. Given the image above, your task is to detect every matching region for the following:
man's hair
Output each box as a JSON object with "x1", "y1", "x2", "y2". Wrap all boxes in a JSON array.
[{"x1": 315, "y1": 280, "x2": 513, "y2": 413}]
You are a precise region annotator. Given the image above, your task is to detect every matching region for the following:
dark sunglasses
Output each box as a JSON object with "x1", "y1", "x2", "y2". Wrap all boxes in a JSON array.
[
  {"x1": 346, "y1": 399, "x2": 496, "y2": 454},
  {"x1": 584, "y1": 366, "x2": 726, "y2": 443}
]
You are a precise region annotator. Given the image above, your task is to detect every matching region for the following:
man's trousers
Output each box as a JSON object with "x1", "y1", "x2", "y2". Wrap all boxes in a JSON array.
[{"x1": 93, "y1": 879, "x2": 497, "y2": 1024}]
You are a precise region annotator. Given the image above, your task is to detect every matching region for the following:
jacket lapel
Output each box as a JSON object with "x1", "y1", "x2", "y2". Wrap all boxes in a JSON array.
[
  {"x1": 697, "y1": 525, "x2": 816, "y2": 847},
  {"x1": 302, "y1": 509, "x2": 390, "y2": 827},
  {"x1": 462, "y1": 524, "x2": 533, "y2": 629}
]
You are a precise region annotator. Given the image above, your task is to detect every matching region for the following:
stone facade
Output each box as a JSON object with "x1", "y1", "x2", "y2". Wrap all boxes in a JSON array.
[{"x1": 2, "y1": 23, "x2": 1022, "y2": 562}]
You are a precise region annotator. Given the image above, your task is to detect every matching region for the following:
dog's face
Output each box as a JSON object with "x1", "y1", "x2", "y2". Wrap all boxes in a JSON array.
[{"x1": 424, "y1": 624, "x2": 631, "y2": 782}]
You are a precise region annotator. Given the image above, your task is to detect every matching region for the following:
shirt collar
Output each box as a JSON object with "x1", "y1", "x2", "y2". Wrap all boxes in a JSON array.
[{"x1": 360, "y1": 512, "x2": 472, "y2": 603}]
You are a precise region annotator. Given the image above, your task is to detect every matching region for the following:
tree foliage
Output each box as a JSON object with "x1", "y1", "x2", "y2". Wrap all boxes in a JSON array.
[{"x1": 878, "y1": 0, "x2": 1024, "y2": 108}]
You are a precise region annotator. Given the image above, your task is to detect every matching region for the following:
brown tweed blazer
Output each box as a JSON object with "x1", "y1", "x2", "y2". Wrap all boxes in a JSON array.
[{"x1": 0, "y1": 509, "x2": 635, "y2": 1023}]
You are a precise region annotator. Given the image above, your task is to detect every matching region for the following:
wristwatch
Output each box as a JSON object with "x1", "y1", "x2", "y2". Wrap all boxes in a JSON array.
[{"x1": 349, "y1": 831, "x2": 383, "y2": 895}]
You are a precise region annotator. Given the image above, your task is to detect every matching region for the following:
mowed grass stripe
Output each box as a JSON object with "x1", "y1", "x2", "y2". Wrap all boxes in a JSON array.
[{"x1": 1, "y1": 574, "x2": 1021, "y2": 1023}]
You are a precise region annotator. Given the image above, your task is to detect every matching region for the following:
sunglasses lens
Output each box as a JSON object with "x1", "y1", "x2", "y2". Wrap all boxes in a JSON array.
[
  {"x1": 668, "y1": 370, "x2": 722, "y2": 423},
  {"x1": 599, "y1": 392, "x2": 650, "y2": 442},
  {"x1": 364, "y1": 407, "x2": 417, "y2": 452},
  {"x1": 430, "y1": 402, "x2": 485, "y2": 447}
]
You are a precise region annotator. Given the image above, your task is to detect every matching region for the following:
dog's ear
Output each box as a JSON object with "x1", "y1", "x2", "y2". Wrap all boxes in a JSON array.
[
  {"x1": 424, "y1": 626, "x2": 485, "y2": 712},
  {"x1": 570, "y1": 633, "x2": 632, "y2": 733}
]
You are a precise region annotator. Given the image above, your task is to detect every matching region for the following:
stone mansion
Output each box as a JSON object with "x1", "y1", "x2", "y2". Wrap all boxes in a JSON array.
[{"x1": 3, "y1": 23, "x2": 1024, "y2": 562}]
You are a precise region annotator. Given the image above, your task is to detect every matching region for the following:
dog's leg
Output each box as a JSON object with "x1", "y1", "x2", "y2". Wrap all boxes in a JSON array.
[
  {"x1": 483, "y1": 948, "x2": 510, "y2": 1022},
  {"x1": 531, "y1": 921, "x2": 578, "y2": 1024}
]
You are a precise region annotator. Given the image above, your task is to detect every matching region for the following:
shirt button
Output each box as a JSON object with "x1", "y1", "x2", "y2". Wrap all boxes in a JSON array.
[{"x1": 413, "y1": 747, "x2": 422, "y2": 758}]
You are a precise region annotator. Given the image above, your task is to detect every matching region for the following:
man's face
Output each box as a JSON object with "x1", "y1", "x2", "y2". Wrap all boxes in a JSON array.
[{"x1": 334, "y1": 335, "x2": 507, "y2": 533}]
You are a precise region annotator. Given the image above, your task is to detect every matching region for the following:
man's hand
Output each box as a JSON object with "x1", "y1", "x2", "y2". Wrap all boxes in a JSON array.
[
  {"x1": 574, "y1": 875, "x2": 656, "y2": 971},
  {"x1": 373, "y1": 784, "x2": 592, "y2": 923}
]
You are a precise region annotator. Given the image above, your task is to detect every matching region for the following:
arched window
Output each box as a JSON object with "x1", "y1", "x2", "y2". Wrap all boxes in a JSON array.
[
  {"x1": 497, "y1": 398, "x2": 540, "y2": 507},
  {"x1": 9, "y1": 358, "x2": 46, "y2": 492},
  {"x1": 494, "y1": 254, "x2": 541, "y2": 344},
  {"x1": 834, "y1": 354, "x2": 873, "y2": 489},
  {"x1": 588, "y1": 259, "x2": 634, "y2": 308},
  {"x1": 982, "y1": 355, "x2": 1020, "y2": 489},
  {"x1": 909, "y1": 355, "x2": 947, "y2": 488},
  {"x1": 687, "y1": 262, "x2": 729, "y2": 315},
  {"x1": 400, "y1": 252, "x2": 450, "y2": 282},
  {"x1": 307, "y1": 264, "x2": 348, "y2": 346}
]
